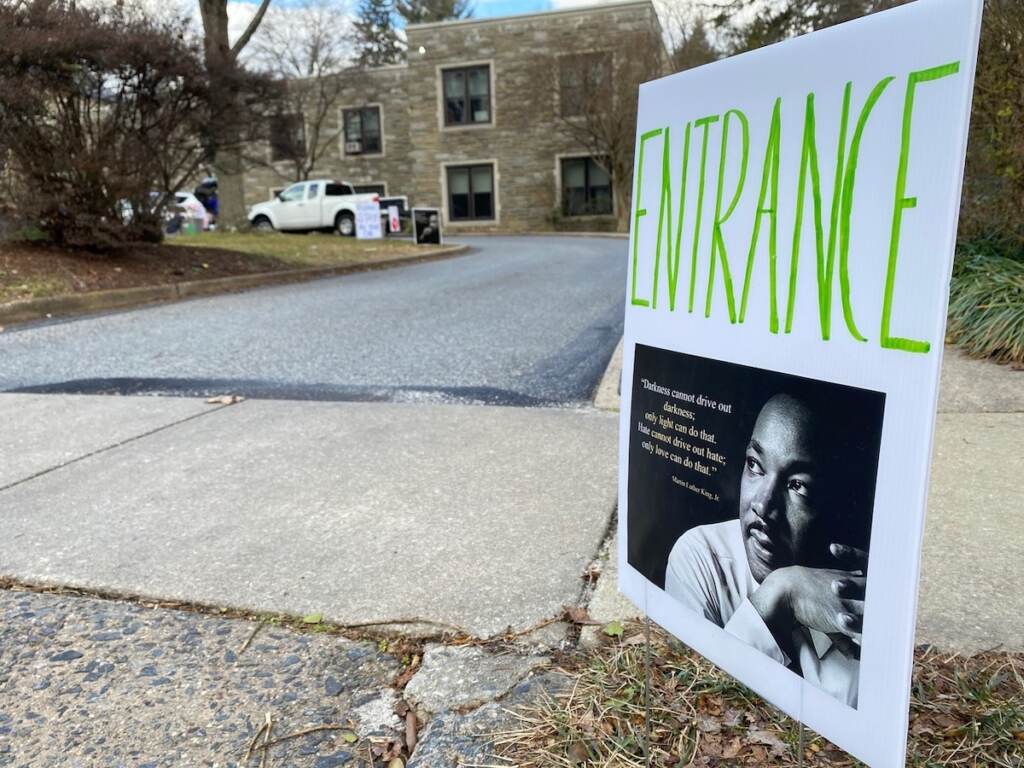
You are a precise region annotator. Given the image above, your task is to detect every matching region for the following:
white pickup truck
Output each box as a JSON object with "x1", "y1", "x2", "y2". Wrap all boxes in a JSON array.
[{"x1": 247, "y1": 180, "x2": 407, "y2": 236}]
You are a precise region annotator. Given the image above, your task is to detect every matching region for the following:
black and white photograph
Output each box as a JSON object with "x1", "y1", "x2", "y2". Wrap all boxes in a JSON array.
[
  {"x1": 627, "y1": 344, "x2": 885, "y2": 708},
  {"x1": 413, "y1": 207, "x2": 442, "y2": 245}
]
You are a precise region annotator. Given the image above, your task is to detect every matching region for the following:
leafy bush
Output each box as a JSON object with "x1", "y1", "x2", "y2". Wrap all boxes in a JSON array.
[
  {"x1": 960, "y1": 0, "x2": 1024, "y2": 247},
  {"x1": 948, "y1": 243, "x2": 1024, "y2": 367}
]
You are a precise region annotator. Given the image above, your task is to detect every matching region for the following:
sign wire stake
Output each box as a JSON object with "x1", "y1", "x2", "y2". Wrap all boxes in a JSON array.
[
  {"x1": 644, "y1": 615, "x2": 652, "y2": 768},
  {"x1": 797, "y1": 720, "x2": 805, "y2": 768}
]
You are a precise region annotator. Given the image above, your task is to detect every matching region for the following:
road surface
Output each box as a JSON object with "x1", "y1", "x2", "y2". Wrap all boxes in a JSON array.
[{"x1": 0, "y1": 236, "x2": 626, "y2": 406}]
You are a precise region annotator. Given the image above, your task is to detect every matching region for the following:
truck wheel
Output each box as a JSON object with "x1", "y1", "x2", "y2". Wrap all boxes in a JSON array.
[
  {"x1": 252, "y1": 216, "x2": 274, "y2": 233},
  {"x1": 336, "y1": 212, "x2": 355, "y2": 237}
]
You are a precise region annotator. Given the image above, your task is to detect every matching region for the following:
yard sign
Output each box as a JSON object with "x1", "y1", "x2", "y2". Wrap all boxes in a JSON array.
[
  {"x1": 617, "y1": 1, "x2": 983, "y2": 766},
  {"x1": 355, "y1": 199, "x2": 383, "y2": 239}
]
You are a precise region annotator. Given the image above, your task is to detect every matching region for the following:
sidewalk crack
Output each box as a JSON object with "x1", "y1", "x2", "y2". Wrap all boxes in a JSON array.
[{"x1": 0, "y1": 401, "x2": 240, "y2": 494}]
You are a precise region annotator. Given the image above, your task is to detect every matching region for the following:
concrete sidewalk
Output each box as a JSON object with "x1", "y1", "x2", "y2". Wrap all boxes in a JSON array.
[
  {"x1": 0, "y1": 396, "x2": 617, "y2": 641},
  {"x1": 0, "y1": 344, "x2": 1019, "y2": 654}
]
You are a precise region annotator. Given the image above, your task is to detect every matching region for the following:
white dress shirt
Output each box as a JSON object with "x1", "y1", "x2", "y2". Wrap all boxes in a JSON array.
[{"x1": 665, "y1": 519, "x2": 860, "y2": 708}]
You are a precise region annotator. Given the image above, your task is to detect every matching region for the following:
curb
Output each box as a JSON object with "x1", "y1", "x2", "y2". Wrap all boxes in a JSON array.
[
  {"x1": 450, "y1": 231, "x2": 628, "y2": 240},
  {"x1": 593, "y1": 337, "x2": 623, "y2": 411},
  {"x1": 0, "y1": 245, "x2": 470, "y2": 326}
]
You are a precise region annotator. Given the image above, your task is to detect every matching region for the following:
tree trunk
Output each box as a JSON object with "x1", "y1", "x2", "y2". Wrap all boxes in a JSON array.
[
  {"x1": 199, "y1": 0, "x2": 249, "y2": 230},
  {"x1": 615, "y1": 180, "x2": 630, "y2": 233},
  {"x1": 214, "y1": 148, "x2": 248, "y2": 230}
]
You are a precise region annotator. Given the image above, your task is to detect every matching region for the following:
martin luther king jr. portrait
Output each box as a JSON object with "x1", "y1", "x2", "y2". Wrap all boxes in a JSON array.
[{"x1": 627, "y1": 346, "x2": 885, "y2": 709}]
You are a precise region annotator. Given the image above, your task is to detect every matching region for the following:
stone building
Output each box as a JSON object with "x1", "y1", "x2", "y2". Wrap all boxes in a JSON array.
[{"x1": 243, "y1": 0, "x2": 667, "y2": 233}]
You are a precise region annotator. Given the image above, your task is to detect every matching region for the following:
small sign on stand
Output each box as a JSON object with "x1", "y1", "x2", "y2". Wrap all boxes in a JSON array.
[
  {"x1": 387, "y1": 205, "x2": 401, "y2": 235},
  {"x1": 355, "y1": 199, "x2": 382, "y2": 239},
  {"x1": 413, "y1": 207, "x2": 442, "y2": 245},
  {"x1": 617, "y1": 1, "x2": 983, "y2": 767}
]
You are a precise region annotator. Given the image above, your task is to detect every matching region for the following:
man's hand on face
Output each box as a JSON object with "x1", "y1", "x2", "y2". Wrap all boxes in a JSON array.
[{"x1": 748, "y1": 542, "x2": 867, "y2": 652}]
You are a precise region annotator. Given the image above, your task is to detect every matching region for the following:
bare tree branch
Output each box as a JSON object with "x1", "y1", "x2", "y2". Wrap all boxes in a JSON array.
[{"x1": 231, "y1": 0, "x2": 273, "y2": 58}]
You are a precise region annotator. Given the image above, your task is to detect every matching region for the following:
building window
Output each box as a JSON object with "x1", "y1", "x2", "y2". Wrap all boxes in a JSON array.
[
  {"x1": 442, "y1": 65, "x2": 491, "y2": 126},
  {"x1": 269, "y1": 114, "x2": 305, "y2": 161},
  {"x1": 447, "y1": 164, "x2": 494, "y2": 220},
  {"x1": 343, "y1": 107, "x2": 382, "y2": 155},
  {"x1": 561, "y1": 157, "x2": 612, "y2": 216},
  {"x1": 559, "y1": 53, "x2": 612, "y2": 118},
  {"x1": 353, "y1": 183, "x2": 386, "y2": 195}
]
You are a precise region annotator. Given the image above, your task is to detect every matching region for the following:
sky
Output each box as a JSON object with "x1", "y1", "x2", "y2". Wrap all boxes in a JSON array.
[{"x1": 226, "y1": 0, "x2": 667, "y2": 27}]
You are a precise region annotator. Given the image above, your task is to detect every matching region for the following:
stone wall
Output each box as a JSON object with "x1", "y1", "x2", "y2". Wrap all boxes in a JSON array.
[
  {"x1": 243, "y1": 65, "x2": 412, "y2": 207},
  {"x1": 242, "y1": 0, "x2": 665, "y2": 233}
]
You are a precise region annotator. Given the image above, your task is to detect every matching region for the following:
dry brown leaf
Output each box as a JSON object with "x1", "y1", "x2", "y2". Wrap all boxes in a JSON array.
[
  {"x1": 206, "y1": 394, "x2": 244, "y2": 405},
  {"x1": 722, "y1": 736, "x2": 742, "y2": 758},
  {"x1": 696, "y1": 715, "x2": 720, "y2": 734},
  {"x1": 564, "y1": 606, "x2": 600, "y2": 625},
  {"x1": 747, "y1": 728, "x2": 787, "y2": 757},
  {"x1": 567, "y1": 741, "x2": 589, "y2": 764}
]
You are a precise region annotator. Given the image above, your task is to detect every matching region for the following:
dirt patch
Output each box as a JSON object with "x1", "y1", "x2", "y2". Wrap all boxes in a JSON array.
[{"x1": 0, "y1": 241, "x2": 290, "y2": 303}]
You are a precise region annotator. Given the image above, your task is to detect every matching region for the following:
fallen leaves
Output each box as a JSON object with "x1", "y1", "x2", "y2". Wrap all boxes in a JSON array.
[
  {"x1": 206, "y1": 394, "x2": 245, "y2": 405},
  {"x1": 563, "y1": 606, "x2": 600, "y2": 626},
  {"x1": 495, "y1": 620, "x2": 1024, "y2": 767}
]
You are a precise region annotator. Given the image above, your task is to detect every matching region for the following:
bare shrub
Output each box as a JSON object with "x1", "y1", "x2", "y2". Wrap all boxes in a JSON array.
[{"x1": 0, "y1": 0, "x2": 212, "y2": 247}]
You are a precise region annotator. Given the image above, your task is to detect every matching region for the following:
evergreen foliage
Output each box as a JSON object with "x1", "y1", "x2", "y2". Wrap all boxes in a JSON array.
[
  {"x1": 395, "y1": 0, "x2": 472, "y2": 26},
  {"x1": 352, "y1": 0, "x2": 403, "y2": 66}
]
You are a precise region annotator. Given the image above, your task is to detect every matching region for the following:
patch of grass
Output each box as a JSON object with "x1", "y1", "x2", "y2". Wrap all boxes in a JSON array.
[
  {"x1": 169, "y1": 231, "x2": 440, "y2": 269},
  {"x1": 0, "y1": 274, "x2": 71, "y2": 303},
  {"x1": 495, "y1": 621, "x2": 1024, "y2": 767},
  {"x1": 949, "y1": 241, "x2": 1024, "y2": 367}
]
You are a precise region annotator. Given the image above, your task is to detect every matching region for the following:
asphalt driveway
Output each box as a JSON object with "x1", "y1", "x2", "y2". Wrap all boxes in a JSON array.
[{"x1": 0, "y1": 236, "x2": 626, "y2": 406}]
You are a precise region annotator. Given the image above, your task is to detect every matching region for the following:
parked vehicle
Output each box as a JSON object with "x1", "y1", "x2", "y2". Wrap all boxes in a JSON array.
[
  {"x1": 173, "y1": 192, "x2": 211, "y2": 231},
  {"x1": 247, "y1": 180, "x2": 408, "y2": 236}
]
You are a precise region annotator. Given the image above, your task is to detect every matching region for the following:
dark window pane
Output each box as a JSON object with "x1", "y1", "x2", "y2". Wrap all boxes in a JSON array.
[
  {"x1": 562, "y1": 157, "x2": 613, "y2": 217},
  {"x1": 448, "y1": 167, "x2": 469, "y2": 219},
  {"x1": 468, "y1": 69, "x2": 490, "y2": 123},
  {"x1": 445, "y1": 97, "x2": 465, "y2": 125},
  {"x1": 451, "y1": 193, "x2": 470, "y2": 219},
  {"x1": 353, "y1": 184, "x2": 386, "y2": 195},
  {"x1": 443, "y1": 66, "x2": 490, "y2": 126},
  {"x1": 473, "y1": 192, "x2": 492, "y2": 218},
  {"x1": 447, "y1": 165, "x2": 494, "y2": 220},
  {"x1": 344, "y1": 107, "x2": 383, "y2": 155}
]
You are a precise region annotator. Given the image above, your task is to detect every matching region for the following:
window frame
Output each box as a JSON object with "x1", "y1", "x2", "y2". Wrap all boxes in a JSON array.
[
  {"x1": 437, "y1": 61, "x2": 495, "y2": 131},
  {"x1": 341, "y1": 105, "x2": 384, "y2": 157},
  {"x1": 444, "y1": 162, "x2": 498, "y2": 223},
  {"x1": 557, "y1": 155, "x2": 615, "y2": 218}
]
